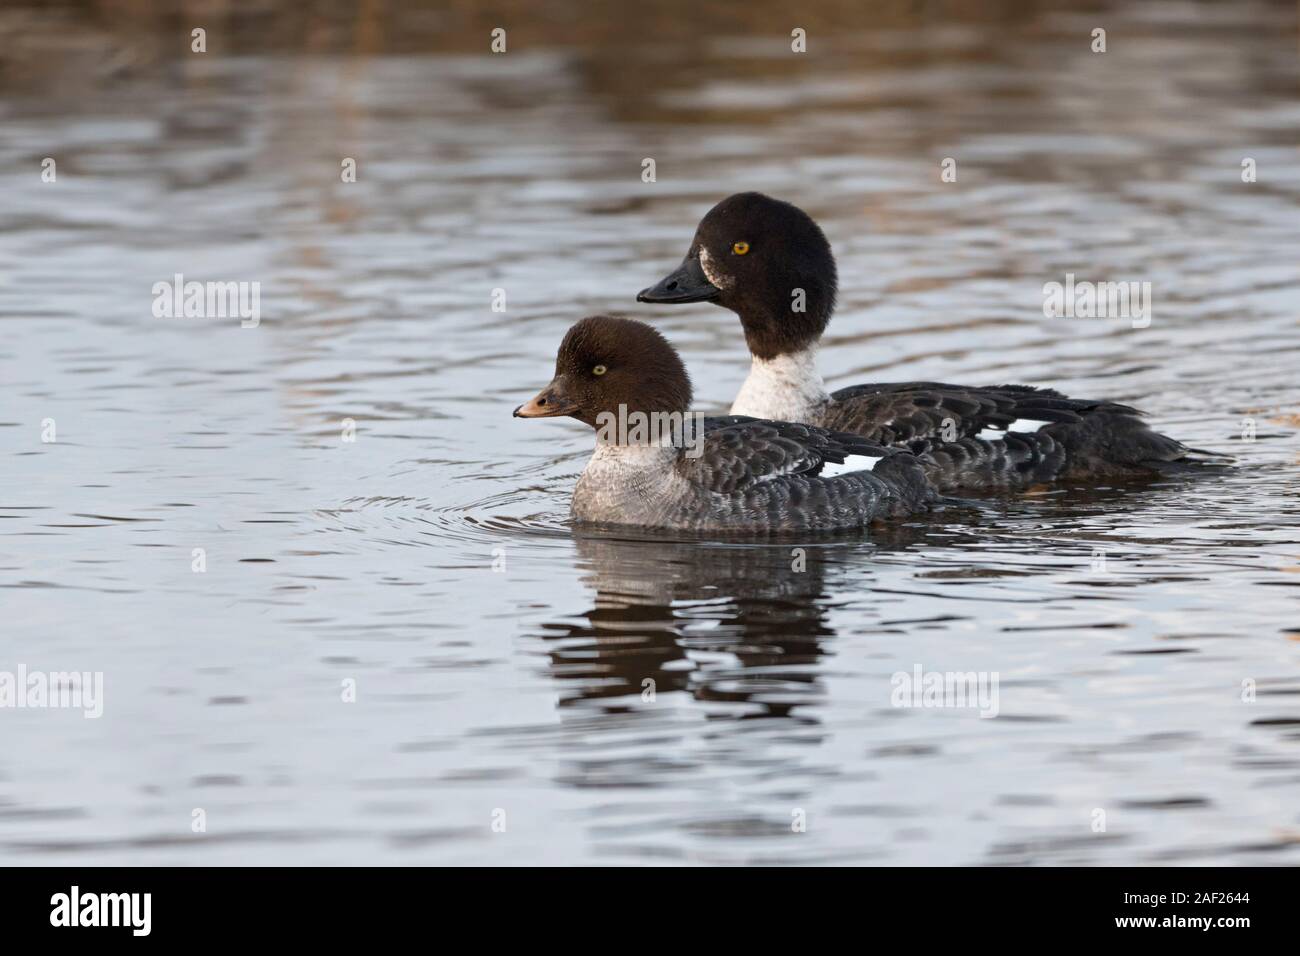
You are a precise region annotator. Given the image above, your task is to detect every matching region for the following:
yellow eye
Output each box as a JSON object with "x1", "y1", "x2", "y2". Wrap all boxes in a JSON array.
[
  {"x1": 592, "y1": 364, "x2": 607, "y2": 376},
  {"x1": 732, "y1": 241, "x2": 750, "y2": 255}
]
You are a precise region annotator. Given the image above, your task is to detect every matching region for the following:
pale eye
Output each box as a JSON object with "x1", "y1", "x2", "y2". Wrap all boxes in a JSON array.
[
  {"x1": 732, "y1": 241, "x2": 750, "y2": 255},
  {"x1": 592, "y1": 364, "x2": 607, "y2": 376}
]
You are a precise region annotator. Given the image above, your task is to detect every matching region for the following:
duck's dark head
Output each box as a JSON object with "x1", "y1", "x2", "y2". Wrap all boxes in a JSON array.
[
  {"x1": 637, "y1": 192, "x2": 837, "y2": 360},
  {"x1": 514, "y1": 316, "x2": 692, "y2": 428}
]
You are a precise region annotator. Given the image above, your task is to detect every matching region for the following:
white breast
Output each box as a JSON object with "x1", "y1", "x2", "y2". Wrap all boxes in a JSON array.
[{"x1": 572, "y1": 441, "x2": 683, "y2": 524}]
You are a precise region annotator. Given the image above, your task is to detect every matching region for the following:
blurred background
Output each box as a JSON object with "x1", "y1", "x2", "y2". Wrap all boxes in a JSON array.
[{"x1": 0, "y1": 0, "x2": 1297, "y2": 865}]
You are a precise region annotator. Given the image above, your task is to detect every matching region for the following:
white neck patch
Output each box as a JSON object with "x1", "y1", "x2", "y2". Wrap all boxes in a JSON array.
[
  {"x1": 583, "y1": 440, "x2": 678, "y2": 479},
  {"x1": 729, "y1": 347, "x2": 829, "y2": 423}
]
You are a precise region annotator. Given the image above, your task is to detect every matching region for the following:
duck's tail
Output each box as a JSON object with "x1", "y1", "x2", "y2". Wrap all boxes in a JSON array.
[
  {"x1": 1135, "y1": 444, "x2": 1237, "y2": 475},
  {"x1": 1045, "y1": 411, "x2": 1232, "y2": 479}
]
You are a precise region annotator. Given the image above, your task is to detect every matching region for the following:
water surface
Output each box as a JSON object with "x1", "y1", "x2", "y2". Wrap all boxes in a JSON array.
[{"x1": 1, "y1": 0, "x2": 1298, "y2": 864}]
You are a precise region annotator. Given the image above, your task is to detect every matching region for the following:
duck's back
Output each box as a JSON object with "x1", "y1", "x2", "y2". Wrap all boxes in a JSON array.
[
  {"x1": 817, "y1": 382, "x2": 1194, "y2": 492},
  {"x1": 678, "y1": 418, "x2": 933, "y2": 531}
]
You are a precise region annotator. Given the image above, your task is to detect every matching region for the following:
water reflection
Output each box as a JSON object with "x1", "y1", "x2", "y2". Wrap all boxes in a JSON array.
[
  {"x1": 544, "y1": 534, "x2": 835, "y2": 716},
  {"x1": 539, "y1": 524, "x2": 949, "y2": 717}
]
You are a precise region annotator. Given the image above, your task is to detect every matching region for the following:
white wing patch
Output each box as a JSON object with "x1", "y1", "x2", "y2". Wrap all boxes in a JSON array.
[
  {"x1": 976, "y1": 419, "x2": 1053, "y2": 441},
  {"x1": 820, "y1": 454, "x2": 883, "y2": 478}
]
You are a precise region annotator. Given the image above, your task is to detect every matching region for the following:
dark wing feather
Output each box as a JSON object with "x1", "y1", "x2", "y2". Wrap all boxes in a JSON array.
[
  {"x1": 904, "y1": 432, "x2": 1069, "y2": 492},
  {"x1": 684, "y1": 417, "x2": 893, "y2": 494},
  {"x1": 825, "y1": 382, "x2": 1135, "y2": 446}
]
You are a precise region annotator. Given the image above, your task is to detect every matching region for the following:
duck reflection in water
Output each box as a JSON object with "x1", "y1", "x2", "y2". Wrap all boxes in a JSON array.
[{"x1": 535, "y1": 523, "x2": 935, "y2": 719}]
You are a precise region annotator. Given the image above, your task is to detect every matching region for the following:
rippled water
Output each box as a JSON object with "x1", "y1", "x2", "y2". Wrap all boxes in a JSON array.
[{"x1": 2, "y1": 1, "x2": 1298, "y2": 864}]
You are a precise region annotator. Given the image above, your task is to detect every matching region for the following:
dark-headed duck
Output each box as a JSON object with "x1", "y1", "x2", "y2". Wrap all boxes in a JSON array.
[{"x1": 638, "y1": 192, "x2": 1212, "y2": 492}]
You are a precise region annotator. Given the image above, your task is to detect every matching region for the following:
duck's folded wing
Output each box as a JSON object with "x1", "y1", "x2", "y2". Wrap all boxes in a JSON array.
[
  {"x1": 683, "y1": 417, "x2": 892, "y2": 494},
  {"x1": 824, "y1": 382, "x2": 1136, "y2": 446}
]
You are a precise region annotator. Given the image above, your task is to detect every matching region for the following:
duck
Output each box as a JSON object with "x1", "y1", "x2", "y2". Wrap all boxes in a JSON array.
[
  {"x1": 636, "y1": 192, "x2": 1210, "y2": 492},
  {"x1": 514, "y1": 315, "x2": 935, "y2": 533}
]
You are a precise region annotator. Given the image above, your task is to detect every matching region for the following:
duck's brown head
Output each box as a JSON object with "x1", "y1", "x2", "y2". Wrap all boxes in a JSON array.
[{"x1": 514, "y1": 316, "x2": 692, "y2": 428}]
